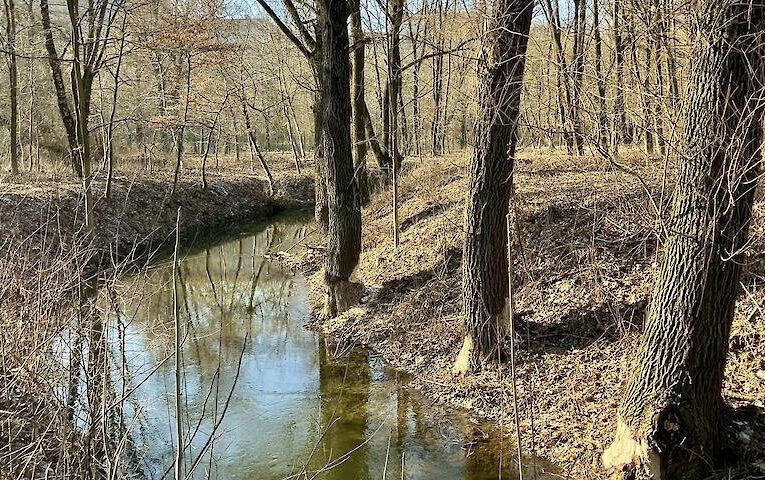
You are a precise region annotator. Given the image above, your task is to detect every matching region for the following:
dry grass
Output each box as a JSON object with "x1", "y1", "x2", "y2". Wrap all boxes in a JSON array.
[{"x1": 305, "y1": 147, "x2": 765, "y2": 479}]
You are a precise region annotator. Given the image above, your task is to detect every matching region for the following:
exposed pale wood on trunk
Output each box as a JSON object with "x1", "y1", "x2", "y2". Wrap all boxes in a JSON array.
[
  {"x1": 604, "y1": 4, "x2": 765, "y2": 477},
  {"x1": 456, "y1": 0, "x2": 534, "y2": 374}
]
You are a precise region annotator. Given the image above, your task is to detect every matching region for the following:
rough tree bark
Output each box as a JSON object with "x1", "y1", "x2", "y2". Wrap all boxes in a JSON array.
[
  {"x1": 603, "y1": 3, "x2": 765, "y2": 478},
  {"x1": 319, "y1": 0, "x2": 362, "y2": 319},
  {"x1": 454, "y1": 0, "x2": 533, "y2": 374}
]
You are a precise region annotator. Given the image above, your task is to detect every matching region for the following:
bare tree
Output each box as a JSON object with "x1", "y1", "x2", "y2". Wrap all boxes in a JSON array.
[
  {"x1": 40, "y1": 0, "x2": 81, "y2": 177},
  {"x1": 318, "y1": 0, "x2": 361, "y2": 318},
  {"x1": 604, "y1": 3, "x2": 765, "y2": 477},
  {"x1": 3, "y1": 0, "x2": 18, "y2": 174},
  {"x1": 454, "y1": 0, "x2": 534, "y2": 374},
  {"x1": 253, "y1": 0, "x2": 329, "y2": 230}
]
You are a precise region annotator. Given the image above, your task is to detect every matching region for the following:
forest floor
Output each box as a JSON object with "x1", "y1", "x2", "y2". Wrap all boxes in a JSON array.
[
  {"x1": 296, "y1": 149, "x2": 765, "y2": 480},
  {"x1": 0, "y1": 154, "x2": 312, "y2": 478}
]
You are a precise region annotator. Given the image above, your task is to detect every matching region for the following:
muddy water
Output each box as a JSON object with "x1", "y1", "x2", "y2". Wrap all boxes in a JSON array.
[{"x1": 111, "y1": 212, "x2": 551, "y2": 480}]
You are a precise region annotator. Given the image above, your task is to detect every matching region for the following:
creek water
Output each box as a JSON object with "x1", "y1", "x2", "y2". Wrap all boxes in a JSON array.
[{"x1": 108, "y1": 212, "x2": 550, "y2": 480}]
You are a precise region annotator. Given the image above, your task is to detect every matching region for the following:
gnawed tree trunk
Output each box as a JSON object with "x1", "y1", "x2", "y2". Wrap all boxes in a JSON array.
[
  {"x1": 319, "y1": 0, "x2": 361, "y2": 319},
  {"x1": 454, "y1": 0, "x2": 533, "y2": 375},
  {"x1": 603, "y1": 4, "x2": 765, "y2": 478}
]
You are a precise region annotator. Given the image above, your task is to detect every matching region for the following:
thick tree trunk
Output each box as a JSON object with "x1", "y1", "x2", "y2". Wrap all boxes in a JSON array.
[
  {"x1": 313, "y1": 83, "x2": 328, "y2": 232},
  {"x1": 310, "y1": 22, "x2": 330, "y2": 232},
  {"x1": 319, "y1": 0, "x2": 361, "y2": 319},
  {"x1": 454, "y1": 0, "x2": 533, "y2": 374},
  {"x1": 604, "y1": 4, "x2": 765, "y2": 478}
]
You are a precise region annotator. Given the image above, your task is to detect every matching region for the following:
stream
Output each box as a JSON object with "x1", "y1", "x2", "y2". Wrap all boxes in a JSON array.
[{"x1": 105, "y1": 212, "x2": 549, "y2": 480}]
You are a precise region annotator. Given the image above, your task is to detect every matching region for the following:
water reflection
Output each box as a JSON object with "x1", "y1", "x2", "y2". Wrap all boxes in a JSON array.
[{"x1": 108, "y1": 212, "x2": 556, "y2": 480}]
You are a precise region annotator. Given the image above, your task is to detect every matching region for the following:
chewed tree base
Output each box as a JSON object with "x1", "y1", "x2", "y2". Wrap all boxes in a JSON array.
[
  {"x1": 452, "y1": 305, "x2": 511, "y2": 375},
  {"x1": 604, "y1": 406, "x2": 726, "y2": 480},
  {"x1": 321, "y1": 279, "x2": 363, "y2": 319}
]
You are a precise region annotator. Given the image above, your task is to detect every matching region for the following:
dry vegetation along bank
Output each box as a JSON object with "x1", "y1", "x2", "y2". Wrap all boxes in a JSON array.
[
  {"x1": 294, "y1": 150, "x2": 765, "y2": 480},
  {"x1": 0, "y1": 163, "x2": 312, "y2": 477}
]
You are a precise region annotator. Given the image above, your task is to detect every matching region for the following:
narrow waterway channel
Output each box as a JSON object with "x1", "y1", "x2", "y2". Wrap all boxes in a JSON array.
[{"x1": 107, "y1": 212, "x2": 549, "y2": 480}]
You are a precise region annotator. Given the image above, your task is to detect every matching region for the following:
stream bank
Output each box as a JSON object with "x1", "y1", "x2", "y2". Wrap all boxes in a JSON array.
[
  {"x1": 0, "y1": 170, "x2": 313, "y2": 478},
  {"x1": 295, "y1": 152, "x2": 765, "y2": 480}
]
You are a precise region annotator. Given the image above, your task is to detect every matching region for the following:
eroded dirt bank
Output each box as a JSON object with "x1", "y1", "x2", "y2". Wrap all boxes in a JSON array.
[
  {"x1": 297, "y1": 152, "x2": 765, "y2": 480},
  {"x1": 0, "y1": 168, "x2": 313, "y2": 477}
]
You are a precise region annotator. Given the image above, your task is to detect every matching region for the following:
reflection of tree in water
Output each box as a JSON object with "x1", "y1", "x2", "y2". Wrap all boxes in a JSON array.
[
  {"x1": 312, "y1": 339, "x2": 371, "y2": 480},
  {"x1": 106, "y1": 215, "x2": 314, "y2": 477},
  {"x1": 120, "y1": 217, "x2": 310, "y2": 360},
  {"x1": 95, "y1": 212, "x2": 550, "y2": 480}
]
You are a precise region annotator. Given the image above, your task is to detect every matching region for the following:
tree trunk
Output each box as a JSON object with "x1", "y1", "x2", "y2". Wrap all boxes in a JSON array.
[
  {"x1": 454, "y1": 0, "x2": 534, "y2": 374},
  {"x1": 570, "y1": 0, "x2": 586, "y2": 156},
  {"x1": 388, "y1": 0, "x2": 404, "y2": 170},
  {"x1": 431, "y1": 2, "x2": 446, "y2": 156},
  {"x1": 350, "y1": 1, "x2": 370, "y2": 200},
  {"x1": 310, "y1": 21, "x2": 329, "y2": 233},
  {"x1": 318, "y1": 0, "x2": 361, "y2": 318},
  {"x1": 4, "y1": 0, "x2": 18, "y2": 175},
  {"x1": 313, "y1": 81, "x2": 328, "y2": 232},
  {"x1": 542, "y1": 0, "x2": 575, "y2": 154},
  {"x1": 242, "y1": 100, "x2": 275, "y2": 195},
  {"x1": 284, "y1": 104, "x2": 302, "y2": 173},
  {"x1": 604, "y1": 4, "x2": 765, "y2": 478},
  {"x1": 611, "y1": 0, "x2": 626, "y2": 154},
  {"x1": 106, "y1": 11, "x2": 127, "y2": 198},
  {"x1": 641, "y1": 41, "x2": 655, "y2": 156},
  {"x1": 68, "y1": 0, "x2": 96, "y2": 232},
  {"x1": 40, "y1": 0, "x2": 81, "y2": 177},
  {"x1": 593, "y1": 0, "x2": 608, "y2": 154},
  {"x1": 172, "y1": 53, "x2": 190, "y2": 196}
]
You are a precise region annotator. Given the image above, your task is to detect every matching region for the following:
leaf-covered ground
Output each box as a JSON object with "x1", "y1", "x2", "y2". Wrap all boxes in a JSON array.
[{"x1": 301, "y1": 149, "x2": 765, "y2": 480}]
